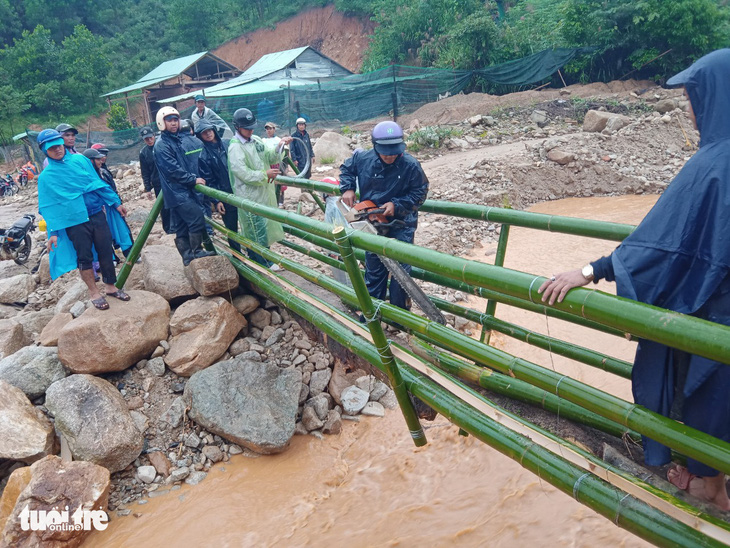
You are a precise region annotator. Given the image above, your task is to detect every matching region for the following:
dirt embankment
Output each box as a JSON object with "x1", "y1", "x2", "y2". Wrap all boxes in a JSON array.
[{"x1": 212, "y1": 5, "x2": 375, "y2": 73}]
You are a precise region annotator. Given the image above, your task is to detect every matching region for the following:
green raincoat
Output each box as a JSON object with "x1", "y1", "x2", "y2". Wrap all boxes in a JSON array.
[{"x1": 228, "y1": 133, "x2": 285, "y2": 247}]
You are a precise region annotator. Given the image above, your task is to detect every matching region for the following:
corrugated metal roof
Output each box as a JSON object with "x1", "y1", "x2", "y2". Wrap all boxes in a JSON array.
[
  {"x1": 103, "y1": 51, "x2": 211, "y2": 97},
  {"x1": 243, "y1": 47, "x2": 308, "y2": 78},
  {"x1": 158, "y1": 78, "x2": 310, "y2": 104}
]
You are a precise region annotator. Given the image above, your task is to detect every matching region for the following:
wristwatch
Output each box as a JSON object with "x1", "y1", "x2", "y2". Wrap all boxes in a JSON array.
[{"x1": 581, "y1": 264, "x2": 594, "y2": 281}]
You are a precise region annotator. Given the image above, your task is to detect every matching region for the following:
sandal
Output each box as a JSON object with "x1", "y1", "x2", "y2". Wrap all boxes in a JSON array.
[
  {"x1": 106, "y1": 290, "x2": 131, "y2": 301},
  {"x1": 667, "y1": 465, "x2": 697, "y2": 490},
  {"x1": 91, "y1": 297, "x2": 109, "y2": 310}
]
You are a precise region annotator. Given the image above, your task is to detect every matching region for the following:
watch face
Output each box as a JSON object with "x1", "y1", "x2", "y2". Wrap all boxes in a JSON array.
[{"x1": 582, "y1": 265, "x2": 594, "y2": 279}]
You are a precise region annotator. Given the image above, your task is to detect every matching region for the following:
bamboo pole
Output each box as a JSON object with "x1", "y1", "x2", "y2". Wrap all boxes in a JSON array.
[
  {"x1": 281, "y1": 229, "x2": 633, "y2": 378},
  {"x1": 218, "y1": 244, "x2": 728, "y2": 548},
  {"x1": 115, "y1": 192, "x2": 164, "y2": 289},
  {"x1": 283, "y1": 224, "x2": 634, "y2": 339},
  {"x1": 203, "y1": 218, "x2": 730, "y2": 476},
  {"x1": 480, "y1": 223, "x2": 510, "y2": 343},
  {"x1": 333, "y1": 226, "x2": 427, "y2": 447},
  {"x1": 197, "y1": 185, "x2": 730, "y2": 368},
  {"x1": 430, "y1": 296, "x2": 633, "y2": 379},
  {"x1": 281, "y1": 157, "x2": 326, "y2": 213},
  {"x1": 274, "y1": 176, "x2": 636, "y2": 241},
  {"x1": 409, "y1": 337, "x2": 638, "y2": 440}
]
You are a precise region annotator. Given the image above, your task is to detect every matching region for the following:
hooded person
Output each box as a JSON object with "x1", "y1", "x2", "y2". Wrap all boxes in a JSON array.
[
  {"x1": 339, "y1": 121, "x2": 429, "y2": 311},
  {"x1": 227, "y1": 108, "x2": 292, "y2": 269},
  {"x1": 37, "y1": 129, "x2": 130, "y2": 309},
  {"x1": 83, "y1": 148, "x2": 134, "y2": 261},
  {"x1": 153, "y1": 106, "x2": 215, "y2": 266},
  {"x1": 42, "y1": 122, "x2": 79, "y2": 168},
  {"x1": 195, "y1": 118, "x2": 239, "y2": 251},
  {"x1": 538, "y1": 49, "x2": 730, "y2": 510},
  {"x1": 191, "y1": 94, "x2": 233, "y2": 139}
]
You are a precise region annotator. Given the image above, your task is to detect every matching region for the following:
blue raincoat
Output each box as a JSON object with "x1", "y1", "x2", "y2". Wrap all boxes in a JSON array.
[
  {"x1": 605, "y1": 50, "x2": 730, "y2": 475},
  {"x1": 38, "y1": 153, "x2": 123, "y2": 280}
]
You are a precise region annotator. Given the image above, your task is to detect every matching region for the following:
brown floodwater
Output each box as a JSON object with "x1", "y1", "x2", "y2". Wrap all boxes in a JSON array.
[{"x1": 85, "y1": 194, "x2": 659, "y2": 548}]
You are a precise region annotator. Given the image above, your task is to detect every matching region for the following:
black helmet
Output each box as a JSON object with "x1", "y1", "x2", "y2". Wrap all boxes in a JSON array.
[
  {"x1": 180, "y1": 119, "x2": 193, "y2": 132},
  {"x1": 233, "y1": 108, "x2": 257, "y2": 130},
  {"x1": 83, "y1": 148, "x2": 105, "y2": 160},
  {"x1": 55, "y1": 123, "x2": 78, "y2": 135}
]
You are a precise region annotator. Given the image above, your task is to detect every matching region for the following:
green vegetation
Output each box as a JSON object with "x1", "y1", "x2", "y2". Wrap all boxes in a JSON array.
[
  {"x1": 407, "y1": 126, "x2": 463, "y2": 151},
  {"x1": 319, "y1": 155, "x2": 336, "y2": 165},
  {"x1": 106, "y1": 103, "x2": 132, "y2": 131}
]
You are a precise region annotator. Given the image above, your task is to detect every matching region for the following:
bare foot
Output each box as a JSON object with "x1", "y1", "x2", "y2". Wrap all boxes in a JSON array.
[{"x1": 668, "y1": 466, "x2": 730, "y2": 511}]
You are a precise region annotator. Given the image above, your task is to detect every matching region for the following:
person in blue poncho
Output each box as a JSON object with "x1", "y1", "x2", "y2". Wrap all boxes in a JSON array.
[
  {"x1": 538, "y1": 49, "x2": 730, "y2": 510},
  {"x1": 37, "y1": 129, "x2": 131, "y2": 310}
]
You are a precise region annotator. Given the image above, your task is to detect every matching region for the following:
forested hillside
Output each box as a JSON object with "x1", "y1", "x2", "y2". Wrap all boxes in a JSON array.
[{"x1": 0, "y1": 0, "x2": 728, "y2": 141}]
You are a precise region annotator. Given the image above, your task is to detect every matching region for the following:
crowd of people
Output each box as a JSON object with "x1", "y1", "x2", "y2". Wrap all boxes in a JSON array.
[{"x1": 34, "y1": 49, "x2": 730, "y2": 510}]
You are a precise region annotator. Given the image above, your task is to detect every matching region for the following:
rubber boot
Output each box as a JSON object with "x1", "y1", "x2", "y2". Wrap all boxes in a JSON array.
[
  {"x1": 174, "y1": 237, "x2": 194, "y2": 266},
  {"x1": 189, "y1": 232, "x2": 215, "y2": 261}
]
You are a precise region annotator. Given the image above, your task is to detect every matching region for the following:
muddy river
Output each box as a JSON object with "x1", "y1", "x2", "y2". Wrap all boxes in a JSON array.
[{"x1": 85, "y1": 195, "x2": 659, "y2": 547}]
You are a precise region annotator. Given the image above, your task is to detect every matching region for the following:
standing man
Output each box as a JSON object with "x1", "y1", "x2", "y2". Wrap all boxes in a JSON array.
[
  {"x1": 228, "y1": 108, "x2": 291, "y2": 269},
  {"x1": 37, "y1": 129, "x2": 130, "y2": 309},
  {"x1": 262, "y1": 122, "x2": 287, "y2": 207},
  {"x1": 153, "y1": 106, "x2": 214, "y2": 266},
  {"x1": 340, "y1": 121, "x2": 429, "y2": 311},
  {"x1": 191, "y1": 95, "x2": 233, "y2": 139},
  {"x1": 290, "y1": 117, "x2": 314, "y2": 179},
  {"x1": 195, "y1": 119, "x2": 239, "y2": 251},
  {"x1": 139, "y1": 126, "x2": 171, "y2": 234}
]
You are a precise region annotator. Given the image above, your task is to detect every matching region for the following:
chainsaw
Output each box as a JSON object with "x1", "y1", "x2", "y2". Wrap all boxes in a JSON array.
[{"x1": 337, "y1": 199, "x2": 446, "y2": 325}]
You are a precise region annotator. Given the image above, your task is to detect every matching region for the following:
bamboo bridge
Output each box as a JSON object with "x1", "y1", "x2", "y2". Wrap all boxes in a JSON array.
[{"x1": 115, "y1": 178, "x2": 730, "y2": 548}]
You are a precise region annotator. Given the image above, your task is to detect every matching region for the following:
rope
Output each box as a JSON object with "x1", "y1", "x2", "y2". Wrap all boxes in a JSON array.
[
  {"x1": 614, "y1": 493, "x2": 631, "y2": 524},
  {"x1": 573, "y1": 472, "x2": 591, "y2": 500}
]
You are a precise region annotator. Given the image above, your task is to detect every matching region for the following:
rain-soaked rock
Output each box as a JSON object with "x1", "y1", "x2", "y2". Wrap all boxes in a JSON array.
[
  {"x1": 0, "y1": 319, "x2": 24, "y2": 360},
  {"x1": 165, "y1": 297, "x2": 246, "y2": 376},
  {"x1": 142, "y1": 245, "x2": 197, "y2": 303},
  {"x1": 45, "y1": 374, "x2": 144, "y2": 472},
  {"x1": 184, "y1": 358, "x2": 302, "y2": 454},
  {"x1": 0, "y1": 274, "x2": 36, "y2": 304},
  {"x1": 0, "y1": 456, "x2": 110, "y2": 548},
  {"x1": 39, "y1": 312, "x2": 73, "y2": 346},
  {"x1": 0, "y1": 381, "x2": 57, "y2": 463},
  {"x1": 57, "y1": 290, "x2": 170, "y2": 374},
  {"x1": 185, "y1": 255, "x2": 239, "y2": 296},
  {"x1": 0, "y1": 346, "x2": 66, "y2": 399}
]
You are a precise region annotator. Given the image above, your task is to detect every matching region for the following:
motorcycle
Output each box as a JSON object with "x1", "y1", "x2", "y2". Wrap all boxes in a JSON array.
[
  {"x1": 0, "y1": 176, "x2": 18, "y2": 197},
  {"x1": 0, "y1": 214, "x2": 35, "y2": 264},
  {"x1": 16, "y1": 168, "x2": 29, "y2": 187}
]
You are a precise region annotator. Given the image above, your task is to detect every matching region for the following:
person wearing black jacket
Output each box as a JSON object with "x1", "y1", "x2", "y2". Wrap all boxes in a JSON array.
[
  {"x1": 340, "y1": 121, "x2": 429, "y2": 311},
  {"x1": 195, "y1": 118, "x2": 240, "y2": 251},
  {"x1": 290, "y1": 117, "x2": 314, "y2": 179},
  {"x1": 153, "y1": 107, "x2": 214, "y2": 265},
  {"x1": 139, "y1": 127, "x2": 171, "y2": 233}
]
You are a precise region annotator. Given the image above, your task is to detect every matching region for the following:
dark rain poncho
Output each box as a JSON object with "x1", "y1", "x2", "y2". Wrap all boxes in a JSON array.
[{"x1": 607, "y1": 49, "x2": 730, "y2": 475}]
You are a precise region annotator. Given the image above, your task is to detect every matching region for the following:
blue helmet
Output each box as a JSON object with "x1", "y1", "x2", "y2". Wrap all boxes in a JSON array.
[
  {"x1": 371, "y1": 121, "x2": 405, "y2": 155},
  {"x1": 37, "y1": 129, "x2": 65, "y2": 152}
]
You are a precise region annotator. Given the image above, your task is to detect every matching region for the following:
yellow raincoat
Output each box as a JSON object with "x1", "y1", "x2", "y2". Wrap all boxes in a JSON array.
[{"x1": 228, "y1": 134, "x2": 285, "y2": 247}]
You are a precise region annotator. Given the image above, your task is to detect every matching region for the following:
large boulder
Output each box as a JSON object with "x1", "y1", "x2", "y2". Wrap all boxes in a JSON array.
[
  {"x1": 57, "y1": 290, "x2": 170, "y2": 374},
  {"x1": 0, "y1": 261, "x2": 28, "y2": 279},
  {"x1": 37, "y1": 253, "x2": 51, "y2": 284},
  {"x1": 165, "y1": 296, "x2": 246, "y2": 376},
  {"x1": 45, "y1": 375, "x2": 144, "y2": 472},
  {"x1": 582, "y1": 110, "x2": 631, "y2": 133},
  {"x1": 185, "y1": 255, "x2": 239, "y2": 296},
  {"x1": 312, "y1": 132, "x2": 353, "y2": 166},
  {"x1": 0, "y1": 319, "x2": 24, "y2": 359},
  {"x1": 184, "y1": 358, "x2": 302, "y2": 454},
  {"x1": 54, "y1": 280, "x2": 88, "y2": 314},
  {"x1": 0, "y1": 346, "x2": 67, "y2": 399},
  {"x1": 142, "y1": 245, "x2": 197, "y2": 303},
  {"x1": 0, "y1": 380, "x2": 57, "y2": 463},
  {"x1": 13, "y1": 308, "x2": 55, "y2": 346},
  {"x1": 0, "y1": 456, "x2": 110, "y2": 548},
  {"x1": 39, "y1": 312, "x2": 74, "y2": 346},
  {"x1": 0, "y1": 274, "x2": 36, "y2": 304}
]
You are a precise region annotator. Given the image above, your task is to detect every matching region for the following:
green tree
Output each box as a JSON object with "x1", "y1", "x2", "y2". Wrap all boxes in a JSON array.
[
  {"x1": 0, "y1": 85, "x2": 30, "y2": 145},
  {"x1": 107, "y1": 103, "x2": 131, "y2": 131},
  {"x1": 61, "y1": 25, "x2": 111, "y2": 111},
  {"x1": 169, "y1": 0, "x2": 224, "y2": 53}
]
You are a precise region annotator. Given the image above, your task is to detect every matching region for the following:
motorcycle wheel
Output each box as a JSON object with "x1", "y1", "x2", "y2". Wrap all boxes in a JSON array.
[{"x1": 14, "y1": 234, "x2": 31, "y2": 265}]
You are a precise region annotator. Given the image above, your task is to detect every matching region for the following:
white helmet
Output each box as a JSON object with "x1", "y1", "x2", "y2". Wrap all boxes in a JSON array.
[{"x1": 156, "y1": 106, "x2": 180, "y2": 131}]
